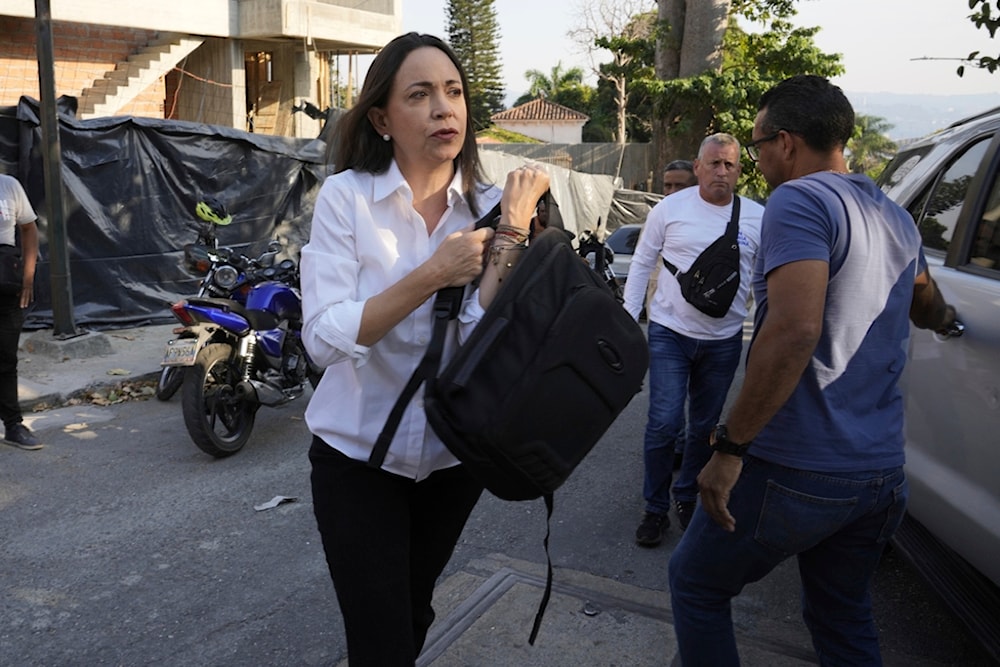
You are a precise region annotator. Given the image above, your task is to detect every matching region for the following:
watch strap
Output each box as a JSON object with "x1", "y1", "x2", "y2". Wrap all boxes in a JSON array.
[{"x1": 711, "y1": 424, "x2": 750, "y2": 457}]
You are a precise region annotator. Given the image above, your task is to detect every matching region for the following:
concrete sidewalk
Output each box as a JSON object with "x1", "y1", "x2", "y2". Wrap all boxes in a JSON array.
[
  {"x1": 17, "y1": 323, "x2": 178, "y2": 412},
  {"x1": 407, "y1": 554, "x2": 817, "y2": 667}
]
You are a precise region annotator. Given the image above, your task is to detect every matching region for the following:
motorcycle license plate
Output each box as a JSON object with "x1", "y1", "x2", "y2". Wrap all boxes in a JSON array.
[{"x1": 161, "y1": 339, "x2": 199, "y2": 367}]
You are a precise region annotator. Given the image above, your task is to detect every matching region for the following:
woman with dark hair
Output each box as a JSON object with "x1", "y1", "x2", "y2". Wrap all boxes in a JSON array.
[{"x1": 301, "y1": 32, "x2": 549, "y2": 665}]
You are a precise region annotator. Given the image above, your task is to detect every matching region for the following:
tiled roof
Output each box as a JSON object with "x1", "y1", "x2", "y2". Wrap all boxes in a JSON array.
[{"x1": 491, "y1": 97, "x2": 589, "y2": 122}]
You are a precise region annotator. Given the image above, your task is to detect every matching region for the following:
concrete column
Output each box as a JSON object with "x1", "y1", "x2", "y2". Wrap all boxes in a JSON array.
[
  {"x1": 227, "y1": 38, "x2": 247, "y2": 131},
  {"x1": 292, "y1": 47, "x2": 323, "y2": 139}
]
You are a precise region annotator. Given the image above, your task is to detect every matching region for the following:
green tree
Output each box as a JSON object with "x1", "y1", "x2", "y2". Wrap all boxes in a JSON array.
[
  {"x1": 572, "y1": 0, "x2": 656, "y2": 144},
  {"x1": 549, "y1": 84, "x2": 595, "y2": 121},
  {"x1": 581, "y1": 97, "x2": 618, "y2": 142},
  {"x1": 520, "y1": 62, "x2": 586, "y2": 102},
  {"x1": 961, "y1": 0, "x2": 1000, "y2": 76},
  {"x1": 580, "y1": 22, "x2": 657, "y2": 145},
  {"x1": 447, "y1": 0, "x2": 505, "y2": 130},
  {"x1": 847, "y1": 115, "x2": 898, "y2": 179},
  {"x1": 594, "y1": 12, "x2": 657, "y2": 144},
  {"x1": 647, "y1": 0, "x2": 843, "y2": 198},
  {"x1": 514, "y1": 63, "x2": 599, "y2": 138},
  {"x1": 515, "y1": 62, "x2": 595, "y2": 115}
]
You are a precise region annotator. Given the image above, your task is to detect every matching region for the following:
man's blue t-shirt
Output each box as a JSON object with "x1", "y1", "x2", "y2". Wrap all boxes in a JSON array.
[{"x1": 750, "y1": 172, "x2": 926, "y2": 472}]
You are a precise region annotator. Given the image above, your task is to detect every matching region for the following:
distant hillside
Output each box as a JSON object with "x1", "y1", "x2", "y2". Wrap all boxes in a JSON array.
[{"x1": 846, "y1": 91, "x2": 1000, "y2": 141}]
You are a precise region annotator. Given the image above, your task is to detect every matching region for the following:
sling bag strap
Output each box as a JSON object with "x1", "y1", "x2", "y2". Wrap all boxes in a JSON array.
[
  {"x1": 662, "y1": 195, "x2": 741, "y2": 275},
  {"x1": 368, "y1": 201, "x2": 502, "y2": 469}
]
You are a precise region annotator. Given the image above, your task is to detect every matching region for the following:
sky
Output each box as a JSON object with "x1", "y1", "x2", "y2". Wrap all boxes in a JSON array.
[{"x1": 363, "y1": 0, "x2": 1000, "y2": 103}]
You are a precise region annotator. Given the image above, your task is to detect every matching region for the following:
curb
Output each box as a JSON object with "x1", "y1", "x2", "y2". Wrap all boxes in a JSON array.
[
  {"x1": 18, "y1": 324, "x2": 177, "y2": 413},
  {"x1": 20, "y1": 371, "x2": 162, "y2": 413}
]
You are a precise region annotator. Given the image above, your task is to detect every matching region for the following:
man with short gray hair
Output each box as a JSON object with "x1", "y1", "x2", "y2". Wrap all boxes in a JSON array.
[{"x1": 623, "y1": 133, "x2": 763, "y2": 546}]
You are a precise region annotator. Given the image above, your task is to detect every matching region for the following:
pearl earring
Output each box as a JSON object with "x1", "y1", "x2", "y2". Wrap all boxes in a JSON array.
[{"x1": 382, "y1": 134, "x2": 390, "y2": 142}]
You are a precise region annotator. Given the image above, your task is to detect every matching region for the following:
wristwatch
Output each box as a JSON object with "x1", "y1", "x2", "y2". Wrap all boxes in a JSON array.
[{"x1": 710, "y1": 424, "x2": 750, "y2": 457}]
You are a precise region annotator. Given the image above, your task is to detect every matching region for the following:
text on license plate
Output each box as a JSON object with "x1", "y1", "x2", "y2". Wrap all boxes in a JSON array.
[{"x1": 162, "y1": 339, "x2": 198, "y2": 367}]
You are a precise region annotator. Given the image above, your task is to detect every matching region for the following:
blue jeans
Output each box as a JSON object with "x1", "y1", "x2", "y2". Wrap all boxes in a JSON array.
[
  {"x1": 668, "y1": 455, "x2": 908, "y2": 666},
  {"x1": 643, "y1": 322, "x2": 742, "y2": 514}
]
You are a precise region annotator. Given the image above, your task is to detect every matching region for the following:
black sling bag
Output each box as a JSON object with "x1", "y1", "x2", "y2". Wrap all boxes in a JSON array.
[{"x1": 662, "y1": 196, "x2": 742, "y2": 318}]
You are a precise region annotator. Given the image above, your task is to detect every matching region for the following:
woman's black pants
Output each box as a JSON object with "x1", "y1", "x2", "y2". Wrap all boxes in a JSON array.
[{"x1": 309, "y1": 436, "x2": 483, "y2": 666}]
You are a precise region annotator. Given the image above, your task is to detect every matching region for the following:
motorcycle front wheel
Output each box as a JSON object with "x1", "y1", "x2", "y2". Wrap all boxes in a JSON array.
[
  {"x1": 155, "y1": 366, "x2": 185, "y2": 401},
  {"x1": 181, "y1": 343, "x2": 258, "y2": 457}
]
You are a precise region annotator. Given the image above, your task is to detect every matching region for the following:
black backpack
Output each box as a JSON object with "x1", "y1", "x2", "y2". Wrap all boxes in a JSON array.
[
  {"x1": 371, "y1": 210, "x2": 649, "y2": 643},
  {"x1": 662, "y1": 196, "x2": 742, "y2": 318},
  {"x1": 424, "y1": 226, "x2": 648, "y2": 501}
]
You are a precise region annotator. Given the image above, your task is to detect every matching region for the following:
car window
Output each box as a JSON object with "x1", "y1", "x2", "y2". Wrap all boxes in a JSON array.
[
  {"x1": 607, "y1": 227, "x2": 641, "y2": 255},
  {"x1": 911, "y1": 138, "x2": 991, "y2": 252},
  {"x1": 879, "y1": 148, "x2": 931, "y2": 191},
  {"x1": 969, "y1": 169, "x2": 1000, "y2": 272}
]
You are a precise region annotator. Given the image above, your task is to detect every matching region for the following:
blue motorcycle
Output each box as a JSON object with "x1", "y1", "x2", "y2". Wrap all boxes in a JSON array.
[
  {"x1": 165, "y1": 242, "x2": 322, "y2": 457},
  {"x1": 157, "y1": 198, "x2": 265, "y2": 401}
]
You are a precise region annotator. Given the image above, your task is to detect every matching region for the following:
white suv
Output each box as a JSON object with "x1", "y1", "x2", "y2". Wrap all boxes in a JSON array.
[{"x1": 879, "y1": 106, "x2": 1000, "y2": 653}]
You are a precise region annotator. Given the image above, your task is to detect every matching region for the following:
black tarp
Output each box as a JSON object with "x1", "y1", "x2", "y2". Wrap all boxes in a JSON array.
[{"x1": 1, "y1": 97, "x2": 328, "y2": 330}]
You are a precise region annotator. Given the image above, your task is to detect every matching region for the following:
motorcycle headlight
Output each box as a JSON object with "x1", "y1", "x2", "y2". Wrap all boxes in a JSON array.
[{"x1": 214, "y1": 265, "x2": 240, "y2": 290}]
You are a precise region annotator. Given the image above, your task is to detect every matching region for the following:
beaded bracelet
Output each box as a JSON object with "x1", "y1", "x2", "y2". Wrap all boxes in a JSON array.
[{"x1": 494, "y1": 223, "x2": 529, "y2": 244}]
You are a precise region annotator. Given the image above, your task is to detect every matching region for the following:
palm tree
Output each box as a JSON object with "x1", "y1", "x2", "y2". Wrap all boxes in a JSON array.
[
  {"x1": 848, "y1": 115, "x2": 898, "y2": 178},
  {"x1": 522, "y1": 62, "x2": 586, "y2": 100}
]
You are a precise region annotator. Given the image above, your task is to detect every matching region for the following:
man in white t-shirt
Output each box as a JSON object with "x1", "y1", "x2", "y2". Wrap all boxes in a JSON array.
[
  {"x1": 0, "y1": 174, "x2": 42, "y2": 450},
  {"x1": 622, "y1": 134, "x2": 763, "y2": 545}
]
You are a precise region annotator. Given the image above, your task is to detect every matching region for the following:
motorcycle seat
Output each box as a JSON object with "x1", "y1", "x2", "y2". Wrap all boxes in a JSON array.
[{"x1": 187, "y1": 296, "x2": 249, "y2": 320}]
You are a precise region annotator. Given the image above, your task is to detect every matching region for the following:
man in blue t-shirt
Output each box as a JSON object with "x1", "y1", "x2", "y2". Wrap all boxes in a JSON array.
[{"x1": 668, "y1": 76, "x2": 959, "y2": 666}]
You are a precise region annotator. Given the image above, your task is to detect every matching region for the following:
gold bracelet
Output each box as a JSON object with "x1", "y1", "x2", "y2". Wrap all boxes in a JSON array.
[{"x1": 489, "y1": 241, "x2": 526, "y2": 265}]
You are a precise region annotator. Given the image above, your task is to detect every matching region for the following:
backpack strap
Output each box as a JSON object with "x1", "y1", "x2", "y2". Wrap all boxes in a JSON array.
[
  {"x1": 662, "y1": 195, "x2": 741, "y2": 274},
  {"x1": 476, "y1": 201, "x2": 503, "y2": 231},
  {"x1": 528, "y1": 492, "x2": 555, "y2": 645},
  {"x1": 368, "y1": 288, "x2": 461, "y2": 467},
  {"x1": 368, "y1": 201, "x2": 503, "y2": 469}
]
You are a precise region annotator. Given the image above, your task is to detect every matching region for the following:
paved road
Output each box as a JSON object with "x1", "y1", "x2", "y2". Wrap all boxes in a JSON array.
[{"x1": 1, "y1": 372, "x2": 995, "y2": 665}]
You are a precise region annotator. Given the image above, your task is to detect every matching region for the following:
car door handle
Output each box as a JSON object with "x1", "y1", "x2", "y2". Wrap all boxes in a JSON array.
[{"x1": 934, "y1": 319, "x2": 965, "y2": 340}]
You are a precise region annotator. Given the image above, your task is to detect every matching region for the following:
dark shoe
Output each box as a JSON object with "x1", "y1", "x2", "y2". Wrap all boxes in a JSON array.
[
  {"x1": 4, "y1": 423, "x2": 43, "y2": 450},
  {"x1": 635, "y1": 511, "x2": 669, "y2": 547},
  {"x1": 675, "y1": 500, "x2": 696, "y2": 530}
]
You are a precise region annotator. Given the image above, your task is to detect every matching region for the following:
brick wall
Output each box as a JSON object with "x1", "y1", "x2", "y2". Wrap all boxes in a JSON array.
[
  {"x1": 167, "y1": 37, "x2": 241, "y2": 128},
  {"x1": 0, "y1": 16, "x2": 164, "y2": 117}
]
